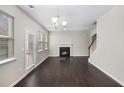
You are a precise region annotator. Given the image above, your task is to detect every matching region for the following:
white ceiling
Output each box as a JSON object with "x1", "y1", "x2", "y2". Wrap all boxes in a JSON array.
[{"x1": 19, "y1": 5, "x2": 114, "y2": 31}]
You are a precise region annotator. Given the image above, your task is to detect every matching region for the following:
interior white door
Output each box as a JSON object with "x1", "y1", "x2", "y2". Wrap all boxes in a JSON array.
[{"x1": 25, "y1": 31, "x2": 35, "y2": 70}]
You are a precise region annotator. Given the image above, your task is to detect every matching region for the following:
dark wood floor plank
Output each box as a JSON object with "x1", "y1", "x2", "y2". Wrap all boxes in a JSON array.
[{"x1": 15, "y1": 57, "x2": 121, "y2": 87}]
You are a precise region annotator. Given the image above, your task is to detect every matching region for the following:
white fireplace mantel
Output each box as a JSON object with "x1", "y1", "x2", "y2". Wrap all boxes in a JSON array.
[{"x1": 57, "y1": 44, "x2": 73, "y2": 56}]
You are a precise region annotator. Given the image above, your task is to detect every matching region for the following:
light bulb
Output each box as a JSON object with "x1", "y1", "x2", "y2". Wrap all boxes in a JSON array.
[
  {"x1": 62, "y1": 21, "x2": 67, "y2": 26},
  {"x1": 52, "y1": 17, "x2": 58, "y2": 24},
  {"x1": 63, "y1": 27, "x2": 67, "y2": 31}
]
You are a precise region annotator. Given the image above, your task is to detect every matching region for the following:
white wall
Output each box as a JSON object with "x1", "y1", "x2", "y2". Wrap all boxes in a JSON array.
[
  {"x1": 89, "y1": 6, "x2": 124, "y2": 86},
  {"x1": 0, "y1": 6, "x2": 48, "y2": 87},
  {"x1": 49, "y1": 31, "x2": 90, "y2": 56}
]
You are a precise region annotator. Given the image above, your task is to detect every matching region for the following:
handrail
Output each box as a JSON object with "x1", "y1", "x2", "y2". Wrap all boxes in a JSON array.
[
  {"x1": 88, "y1": 39, "x2": 96, "y2": 49},
  {"x1": 88, "y1": 34, "x2": 96, "y2": 57}
]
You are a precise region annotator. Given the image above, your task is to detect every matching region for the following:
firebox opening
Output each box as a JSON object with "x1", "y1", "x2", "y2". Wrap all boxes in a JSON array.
[{"x1": 59, "y1": 47, "x2": 70, "y2": 57}]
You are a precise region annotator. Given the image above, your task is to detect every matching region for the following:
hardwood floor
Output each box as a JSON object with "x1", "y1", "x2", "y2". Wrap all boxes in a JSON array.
[{"x1": 15, "y1": 57, "x2": 121, "y2": 87}]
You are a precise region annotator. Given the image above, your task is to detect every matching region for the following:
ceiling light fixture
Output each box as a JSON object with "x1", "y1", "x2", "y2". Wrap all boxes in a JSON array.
[
  {"x1": 52, "y1": 17, "x2": 58, "y2": 24},
  {"x1": 62, "y1": 21, "x2": 67, "y2": 31},
  {"x1": 62, "y1": 21, "x2": 67, "y2": 27},
  {"x1": 63, "y1": 27, "x2": 67, "y2": 31},
  {"x1": 51, "y1": 16, "x2": 59, "y2": 30},
  {"x1": 51, "y1": 8, "x2": 68, "y2": 31}
]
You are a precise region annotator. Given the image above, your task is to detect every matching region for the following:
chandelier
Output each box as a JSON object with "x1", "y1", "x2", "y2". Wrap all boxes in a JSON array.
[{"x1": 51, "y1": 8, "x2": 67, "y2": 31}]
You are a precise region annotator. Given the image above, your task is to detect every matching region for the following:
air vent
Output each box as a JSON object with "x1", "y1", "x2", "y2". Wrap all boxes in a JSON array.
[{"x1": 28, "y1": 5, "x2": 34, "y2": 8}]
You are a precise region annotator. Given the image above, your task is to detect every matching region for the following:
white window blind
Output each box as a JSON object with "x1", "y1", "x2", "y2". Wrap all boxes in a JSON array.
[
  {"x1": 0, "y1": 10, "x2": 14, "y2": 61},
  {"x1": 37, "y1": 31, "x2": 43, "y2": 52},
  {"x1": 0, "y1": 14, "x2": 8, "y2": 36},
  {"x1": 44, "y1": 34, "x2": 48, "y2": 50}
]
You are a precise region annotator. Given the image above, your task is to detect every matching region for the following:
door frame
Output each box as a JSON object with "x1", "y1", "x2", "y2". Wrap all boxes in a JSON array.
[{"x1": 25, "y1": 29, "x2": 36, "y2": 71}]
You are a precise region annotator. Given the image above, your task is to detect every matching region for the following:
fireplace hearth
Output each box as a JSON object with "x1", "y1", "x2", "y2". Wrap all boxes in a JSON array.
[{"x1": 59, "y1": 47, "x2": 70, "y2": 57}]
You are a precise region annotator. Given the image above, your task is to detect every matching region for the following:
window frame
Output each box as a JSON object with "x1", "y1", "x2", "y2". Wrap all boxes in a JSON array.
[
  {"x1": 0, "y1": 10, "x2": 16, "y2": 65},
  {"x1": 37, "y1": 31, "x2": 44, "y2": 52},
  {"x1": 44, "y1": 33, "x2": 48, "y2": 50}
]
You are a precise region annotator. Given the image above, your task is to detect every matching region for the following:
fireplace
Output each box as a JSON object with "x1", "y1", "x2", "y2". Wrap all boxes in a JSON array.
[{"x1": 59, "y1": 47, "x2": 70, "y2": 57}]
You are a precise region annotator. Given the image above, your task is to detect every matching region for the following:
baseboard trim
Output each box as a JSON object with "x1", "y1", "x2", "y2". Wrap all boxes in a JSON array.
[
  {"x1": 89, "y1": 60, "x2": 124, "y2": 86},
  {"x1": 48, "y1": 55, "x2": 89, "y2": 57},
  {"x1": 48, "y1": 55, "x2": 59, "y2": 57},
  {"x1": 9, "y1": 56, "x2": 48, "y2": 87}
]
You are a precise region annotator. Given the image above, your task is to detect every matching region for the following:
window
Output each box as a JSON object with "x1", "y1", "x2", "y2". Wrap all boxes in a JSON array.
[
  {"x1": 44, "y1": 34, "x2": 48, "y2": 50},
  {"x1": 0, "y1": 11, "x2": 14, "y2": 61},
  {"x1": 37, "y1": 31, "x2": 43, "y2": 52},
  {"x1": 37, "y1": 32, "x2": 48, "y2": 52}
]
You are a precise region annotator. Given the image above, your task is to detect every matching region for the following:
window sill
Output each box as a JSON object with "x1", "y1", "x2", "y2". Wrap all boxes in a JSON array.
[
  {"x1": 44, "y1": 48, "x2": 48, "y2": 50},
  {"x1": 38, "y1": 40, "x2": 43, "y2": 42},
  {"x1": 37, "y1": 49, "x2": 48, "y2": 53},
  {"x1": 37, "y1": 50, "x2": 44, "y2": 53},
  {"x1": 0, "y1": 57, "x2": 16, "y2": 65}
]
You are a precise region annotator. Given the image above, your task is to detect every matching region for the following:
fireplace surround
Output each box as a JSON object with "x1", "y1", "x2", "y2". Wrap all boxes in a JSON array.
[{"x1": 57, "y1": 44, "x2": 73, "y2": 57}]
